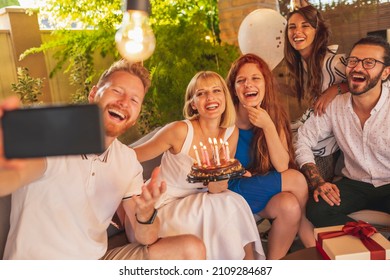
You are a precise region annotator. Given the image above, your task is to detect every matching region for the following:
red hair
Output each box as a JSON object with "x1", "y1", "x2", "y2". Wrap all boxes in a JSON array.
[{"x1": 226, "y1": 53, "x2": 296, "y2": 174}]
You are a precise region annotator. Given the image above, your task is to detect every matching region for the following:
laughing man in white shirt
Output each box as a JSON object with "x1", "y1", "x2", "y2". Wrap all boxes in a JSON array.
[
  {"x1": 0, "y1": 60, "x2": 206, "y2": 260},
  {"x1": 295, "y1": 36, "x2": 390, "y2": 227}
]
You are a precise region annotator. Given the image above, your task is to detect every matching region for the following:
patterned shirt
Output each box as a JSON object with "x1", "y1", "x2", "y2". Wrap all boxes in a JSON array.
[
  {"x1": 292, "y1": 45, "x2": 347, "y2": 157},
  {"x1": 295, "y1": 82, "x2": 390, "y2": 187}
]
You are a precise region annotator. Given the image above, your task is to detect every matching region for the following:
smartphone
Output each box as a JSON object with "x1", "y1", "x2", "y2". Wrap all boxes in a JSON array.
[{"x1": 1, "y1": 104, "x2": 105, "y2": 158}]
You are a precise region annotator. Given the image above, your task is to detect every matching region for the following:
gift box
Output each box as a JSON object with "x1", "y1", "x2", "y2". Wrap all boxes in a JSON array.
[{"x1": 314, "y1": 221, "x2": 390, "y2": 260}]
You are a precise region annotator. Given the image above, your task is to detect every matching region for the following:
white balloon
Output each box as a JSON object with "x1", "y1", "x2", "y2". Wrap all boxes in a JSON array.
[{"x1": 238, "y1": 9, "x2": 286, "y2": 70}]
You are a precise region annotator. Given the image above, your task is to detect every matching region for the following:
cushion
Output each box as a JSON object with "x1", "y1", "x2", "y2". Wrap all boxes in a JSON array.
[{"x1": 348, "y1": 210, "x2": 390, "y2": 227}]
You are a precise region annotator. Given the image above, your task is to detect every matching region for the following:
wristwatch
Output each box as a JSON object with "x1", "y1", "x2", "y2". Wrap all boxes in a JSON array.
[{"x1": 135, "y1": 208, "x2": 158, "y2": 224}]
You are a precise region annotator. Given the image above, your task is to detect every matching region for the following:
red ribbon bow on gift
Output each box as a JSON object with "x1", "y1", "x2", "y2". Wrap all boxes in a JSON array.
[
  {"x1": 317, "y1": 220, "x2": 386, "y2": 260},
  {"x1": 342, "y1": 220, "x2": 377, "y2": 238}
]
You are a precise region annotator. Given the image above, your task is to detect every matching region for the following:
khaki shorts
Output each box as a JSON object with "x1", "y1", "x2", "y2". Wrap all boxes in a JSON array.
[{"x1": 100, "y1": 243, "x2": 149, "y2": 260}]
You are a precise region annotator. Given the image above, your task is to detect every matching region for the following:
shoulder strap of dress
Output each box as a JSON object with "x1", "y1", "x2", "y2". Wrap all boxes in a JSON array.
[
  {"x1": 223, "y1": 125, "x2": 235, "y2": 141},
  {"x1": 181, "y1": 119, "x2": 193, "y2": 154}
]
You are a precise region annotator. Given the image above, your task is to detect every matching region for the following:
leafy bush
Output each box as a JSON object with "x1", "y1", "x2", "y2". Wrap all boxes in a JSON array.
[
  {"x1": 142, "y1": 0, "x2": 239, "y2": 132},
  {"x1": 11, "y1": 67, "x2": 44, "y2": 105}
]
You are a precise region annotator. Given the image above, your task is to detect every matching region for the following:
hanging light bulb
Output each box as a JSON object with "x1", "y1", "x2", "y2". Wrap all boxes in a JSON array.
[{"x1": 115, "y1": 0, "x2": 156, "y2": 62}]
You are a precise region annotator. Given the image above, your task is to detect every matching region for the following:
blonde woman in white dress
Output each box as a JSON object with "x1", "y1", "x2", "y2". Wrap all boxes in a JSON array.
[{"x1": 134, "y1": 71, "x2": 265, "y2": 260}]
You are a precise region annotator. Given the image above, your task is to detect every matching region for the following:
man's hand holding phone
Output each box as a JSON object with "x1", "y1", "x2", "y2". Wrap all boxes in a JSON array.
[
  {"x1": 0, "y1": 95, "x2": 106, "y2": 196},
  {"x1": 1, "y1": 101, "x2": 105, "y2": 159}
]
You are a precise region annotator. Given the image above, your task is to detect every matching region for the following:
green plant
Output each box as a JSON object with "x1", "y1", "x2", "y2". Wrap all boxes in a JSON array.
[
  {"x1": 21, "y1": 0, "x2": 121, "y2": 104},
  {"x1": 11, "y1": 67, "x2": 44, "y2": 104},
  {"x1": 142, "y1": 0, "x2": 239, "y2": 130},
  {"x1": 0, "y1": 0, "x2": 19, "y2": 9}
]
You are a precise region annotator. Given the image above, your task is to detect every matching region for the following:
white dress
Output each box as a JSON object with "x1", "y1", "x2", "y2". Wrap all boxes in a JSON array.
[{"x1": 153, "y1": 120, "x2": 265, "y2": 260}]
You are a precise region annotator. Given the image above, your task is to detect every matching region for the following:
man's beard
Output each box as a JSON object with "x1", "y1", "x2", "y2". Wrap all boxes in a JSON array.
[
  {"x1": 102, "y1": 105, "x2": 135, "y2": 138},
  {"x1": 104, "y1": 121, "x2": 130, "y2": 138},
  {"x1": 348, "y1": 70, "x2": 383, "y2": 96}
]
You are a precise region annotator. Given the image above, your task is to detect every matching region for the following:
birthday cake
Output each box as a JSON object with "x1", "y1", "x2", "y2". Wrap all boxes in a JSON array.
[
  {"x1": 187, "y1": 158, "x2": 245, "y2": 184},
  {"x1": 187, "y1": 138, "x2": 245, "y2": 184}
]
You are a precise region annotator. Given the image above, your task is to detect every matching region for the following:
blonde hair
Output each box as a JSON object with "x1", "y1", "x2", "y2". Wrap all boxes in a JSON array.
[
  {"x1": 97, "y1": 59, "x2": 151, "y2": 93},
  {"x1": 183, "y1": 71, "x2": 235, "y2": 128}
]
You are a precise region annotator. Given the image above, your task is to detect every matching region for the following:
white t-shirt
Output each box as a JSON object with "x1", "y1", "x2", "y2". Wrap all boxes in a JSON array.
[{"x1": 4, "y1": 139, "x2": 143, "y2": 259}]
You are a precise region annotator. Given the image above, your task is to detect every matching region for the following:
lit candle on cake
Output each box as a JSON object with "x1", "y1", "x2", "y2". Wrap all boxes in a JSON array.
[
  {"x1": 202, "y1": 145, "x2": 211, "y2": 166},
  {"x1": 213, "y1": 138, "x2": 221, "y2": 166},
  {"x1": 208, "y1": 137, "x2": 215, "y2": 160},
  {"x1": 225, "y1": 141, "x2": 230, "y2": 161},
  {"x1": 219, "y1": 138, "x2": 226, "y2": 160},
  {"x1": 193, "y1": 145, "x2": 202, "y2": 166},
  {"x1": 199, "y1": 142, "x2": 206, "y2": 165}
]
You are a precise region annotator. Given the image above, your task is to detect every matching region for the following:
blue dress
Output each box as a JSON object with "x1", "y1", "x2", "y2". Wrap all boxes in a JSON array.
[{"x1": 228, "y1": 128, "x2": 282, "y2": 213}]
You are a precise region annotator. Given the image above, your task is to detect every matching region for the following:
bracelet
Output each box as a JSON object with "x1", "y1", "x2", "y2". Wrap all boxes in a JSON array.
[
  {"x1": 337, "y1": 84, "x2": 342, "y2": 95},
  {"x1": 135, "y1": 208, "x2": 158, "y2": 224}
]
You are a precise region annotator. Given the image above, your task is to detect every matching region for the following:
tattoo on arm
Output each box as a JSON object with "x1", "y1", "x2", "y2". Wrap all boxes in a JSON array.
[{"x1": 301, "y1": 163, "x2": 326, "y2": 191}]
